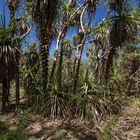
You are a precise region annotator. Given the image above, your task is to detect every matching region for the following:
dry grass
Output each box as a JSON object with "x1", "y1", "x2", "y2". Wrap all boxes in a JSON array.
[{"x1": 112, "y1": 97, "x2": 140, "y2": 140}]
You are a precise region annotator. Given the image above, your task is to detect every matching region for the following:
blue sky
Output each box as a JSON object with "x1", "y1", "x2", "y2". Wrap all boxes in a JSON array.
[
  {"x1": 0, "y1": 0, "x2": 139, "y2": 57},
  {"x1": 0, "y1": 0, "x2": 108, "y2": 37}
]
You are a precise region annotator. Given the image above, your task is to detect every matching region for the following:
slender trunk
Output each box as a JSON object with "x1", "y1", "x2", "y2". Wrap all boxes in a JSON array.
[
  {"x1": 50, "y1": 59, "x2": 57, "y2": 83},
  {"x1": 103, "y1": 47, "x2": 116, "y2": 84},
  {"x1": 67, "y1": 61, "x2": 72, "y2": 77},
  {"x1": 73, "y1": 34, "x2": 87, "y2": 94},
  {"x1": 6, "y1": 80, "x2": 10, "y2": 106},
  {"x1": 56, "y1": 42, "x2": 64, "y2": 91},
  {"x1": 100, "y1": 58, "x2": 106, "y2": 84},
  {"x1": 8, "y1": 4, "x2": 14, "y2": 24},
  {"x1": 41, "y1": 42, "x2": 50, "y2": 117},
  {"x1": 73, "y1": 56, "x2": 77, "y2": 76},
  {"x1": 73, "y1": 51, "x2": 82, "y2": 94},
  {"x1": 51, "y1": 22, "x2": 67, "y2": 89},
  {"x1": 94, "y1": 60, "x2": 99, "y2": 83},
  {"x1": 8, "y1": 3, "x2": 20, "y2": 108},
  {"x1": 73, "y1": 6, "x2": 93, "y2": 93},
  {"x1": 15, "y1": 49, "x2": 20, "y2": 110},
  {"x1": 2, "y1": 79, "x2": 7, "y2": 113}
]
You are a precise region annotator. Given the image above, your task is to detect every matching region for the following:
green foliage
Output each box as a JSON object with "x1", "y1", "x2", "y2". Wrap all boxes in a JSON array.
[
  {"x1": 0, "y1": 0, "x2": 140, "y2": 125},
  {"x1": 23, "y1": 57, "x2": 125, "y2": 119},
  {"x1": 100, "y1": 115, "x2": 118, "y2": 140},
  {"x1": 0, "y1": 121, "x2": 8, "y2": 132},
  {"x1": 24, "y1": 73, "x2": 44, "y2": 113},
  {"x1": 0, "y1": 121, "x2": 30, "y2": 140},
  {"x1": 47, "y1": 84, "x2": 68, "y2": 117},
  {"x1": 0, "y1": 27, "x2": 12, "y2": 43},
  {"x1": 22, "y1": 43, "x2": 42, "y2": 113},
  {"x1": 17, "y1": 110, "x2": 32, "y2": 130},
  {"x1": 109, "y1": 47, "x2": 140, "y2": 96},
  {"x1": 68, "y1": 64, "x2": 124, "y2": 119},
  {"x1": 130, "y1": 97, "x2": 140, "y2": 107}
]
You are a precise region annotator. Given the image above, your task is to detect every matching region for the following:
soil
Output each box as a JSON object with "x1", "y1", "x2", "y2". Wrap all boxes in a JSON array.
[
  {"x1": 112, "y1": 98, "x2": 140, "y2": 140},
  {"x1": 0, "y1": 97, "x2": 139, "y2": 140}
]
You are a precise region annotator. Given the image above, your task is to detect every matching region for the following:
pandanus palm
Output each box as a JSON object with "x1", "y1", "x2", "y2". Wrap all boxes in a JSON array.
[
  {"x1": 32, "y1": 0, "x2": 57, "y2": 117},
  {"x1": 55, "y1": 0, "x2": 77, "y2": 92},
  {"x1": 73, "y1": 0, "x2": 99, "y2": 94},
  {"x1": 0, "y1": 41, "x2": 16, "y2": 113},
  {"x1": 24, "y1": 42, "x2": 39, "y2": 105},
  {"x1": 7, "y1": 0, "x2": 20, "y2": 108},
  {"x1": 102, "y1": 0, "x2": 140, "y2": 83},
  {"x1": 0, "y1": 13, "x2": 17, "y2": 112}
]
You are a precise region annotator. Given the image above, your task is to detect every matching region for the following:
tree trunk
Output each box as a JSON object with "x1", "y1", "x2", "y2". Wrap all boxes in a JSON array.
[
  {"x1": 50, "y1": 59, "x2": 57, "y2": 83},
  {"x1": 15, "y1": 50, "x2": 20, "y2": 110},
  {"x1": 102, "y1": 47, "x2": 116, "y2": 84},
  {"x1": 56, "y1": 42, "x2": 64, "y2": 91},
  {"x1": 73, "y1": 33, "x2": 87, "y2": 94},
  {"x1": 2, "y1": 79, "x2": 7, "y2": 113},
  {"x1": 73, "y1": 50, "x2": 83, "y2": 94},
  {"x1": 41, "y1": 42, "x2": 50, "y2": 117},
  {"x1": 6, "y1": 80, "x2": 10, "y2": 106}
]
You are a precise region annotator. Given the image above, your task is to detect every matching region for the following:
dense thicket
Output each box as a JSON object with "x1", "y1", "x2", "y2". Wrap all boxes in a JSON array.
[{"x1": 0, "y1": 0, "x2": 140, "y2": 121}]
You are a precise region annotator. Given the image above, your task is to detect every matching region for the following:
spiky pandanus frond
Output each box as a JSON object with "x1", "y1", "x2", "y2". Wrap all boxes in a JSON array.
[
  {"x1": 32, "y1": 0, "x2": 57, "y2": 116},
  {"x1": 24, "y1": 42, "x2": 39, "y2": 105}
]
